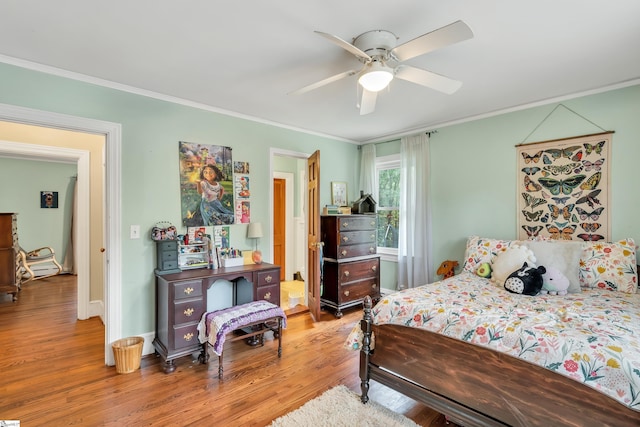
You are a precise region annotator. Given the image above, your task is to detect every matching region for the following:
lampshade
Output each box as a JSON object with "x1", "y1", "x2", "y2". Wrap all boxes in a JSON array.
[
  {"x1": 247, "y1": 222, "x2": 263, "y2": 239},
  {"x1": 358, "y1": 62, "x2": 394, "y2": 92}
]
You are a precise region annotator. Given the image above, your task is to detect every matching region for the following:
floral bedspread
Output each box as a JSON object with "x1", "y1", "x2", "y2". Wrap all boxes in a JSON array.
[{"x1": 345, "y1": 272, "x2": 640, "y2": 411}]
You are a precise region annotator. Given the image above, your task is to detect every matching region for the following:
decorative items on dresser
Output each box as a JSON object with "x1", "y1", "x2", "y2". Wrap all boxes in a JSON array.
[
  {"x1": 0, "y1": 213, "x2": 21, "y2": 301},
  {"x1": 153, "y1": 263, "x2": 280, "y2": 373},
  {"x1": 320, "y1": 215, "x2": 380, "y2": 318}
]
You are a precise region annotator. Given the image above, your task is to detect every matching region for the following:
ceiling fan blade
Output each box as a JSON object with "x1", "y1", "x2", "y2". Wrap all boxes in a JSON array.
[
  {"x1": 390, "y1": 20, "x2": 473, "y2": 62},
  {"x1": 314, "y1": 31, "x2": 371, "y2": 61},
  {"x1": 359, "y1": 89, "x2": 377, "y2": 115},
  {"x1": 395, "y1": 65, "x2": 462, "y2": 94},
  {"x1": 289, "y1": 69, "x2": 358, "y2": 95}
]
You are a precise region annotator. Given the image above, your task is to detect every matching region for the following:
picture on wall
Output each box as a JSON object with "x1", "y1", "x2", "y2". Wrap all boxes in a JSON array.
[
  {"x1": 178, "y1": 141, "x2": 235, "y2": 226},
  {"x1": 516, "y1": 132, "x2": 612, "y2": 241},
  {"x1": 40, "y1": 191, "x2": 58, "y2": 209}
]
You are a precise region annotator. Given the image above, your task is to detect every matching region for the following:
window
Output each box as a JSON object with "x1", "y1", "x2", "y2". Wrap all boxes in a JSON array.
[{"x1": 375, "y1": 154, "x2": 400, "y2": 261}]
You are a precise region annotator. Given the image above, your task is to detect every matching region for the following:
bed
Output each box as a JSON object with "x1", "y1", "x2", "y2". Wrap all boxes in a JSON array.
[{"x1": 348, "y1": 237, "x2": 640, "y2": 426}]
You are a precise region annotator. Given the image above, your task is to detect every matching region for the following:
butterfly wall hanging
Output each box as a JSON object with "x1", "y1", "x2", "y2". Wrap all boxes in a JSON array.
[{"x1": 516, "y1": 132, "x2": 612, "y2": 242}]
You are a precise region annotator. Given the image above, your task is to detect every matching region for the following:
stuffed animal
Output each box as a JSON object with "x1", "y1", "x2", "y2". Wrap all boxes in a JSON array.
[
  {"x1": 504, "y1": 262, "x2": 546, "y2": 296},
  {"x1": 540, "y1": 266, "x2": 570, "y2": 296},
  {"x1": 437, "y1": 260, "x2": 459, "y2": 279},
  {"x1": 491, "y1": 244, "x2": 537, "y2": 285},
  {"x1": 476, "y1": 262, "x2": 492, "y2": 278}
]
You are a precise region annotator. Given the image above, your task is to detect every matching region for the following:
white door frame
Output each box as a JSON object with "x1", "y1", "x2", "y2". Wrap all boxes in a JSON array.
[{"x1": 0, "y1": 102, "x2": 122, "y2": 366}]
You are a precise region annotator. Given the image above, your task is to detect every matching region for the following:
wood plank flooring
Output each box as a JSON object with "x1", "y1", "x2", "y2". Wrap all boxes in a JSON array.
[{"x1": 0, "y1": 275, "x2": 450, "y2": 426}]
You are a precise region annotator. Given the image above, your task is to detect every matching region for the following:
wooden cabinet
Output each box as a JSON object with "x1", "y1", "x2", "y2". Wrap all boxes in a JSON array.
[
  {"x1": 153, "y1": 263, "x2": 280, "y2": 373},
  {"x1": 155, "y1": 240, "x2": 180, "y2": 275},
  {"x1": 0, "y1": 213, "x2": 20, "y2": 301},
  {"x1": 321, "y1": 215, "x2": 380, "y2": 318}
]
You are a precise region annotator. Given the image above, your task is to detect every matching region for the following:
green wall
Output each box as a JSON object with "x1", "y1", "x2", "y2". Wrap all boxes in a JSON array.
[
  {"x1": 0, "y1": 62, "x2": 359, "y2": 336},
  {"x1": 0, "y1": 158, "x2": 76, "y2": 258}
]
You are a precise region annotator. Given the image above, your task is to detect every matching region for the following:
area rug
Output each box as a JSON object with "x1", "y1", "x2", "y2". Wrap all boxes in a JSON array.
[{"x1": 268, "y1": 385, "x2": 420, "y2": 427}]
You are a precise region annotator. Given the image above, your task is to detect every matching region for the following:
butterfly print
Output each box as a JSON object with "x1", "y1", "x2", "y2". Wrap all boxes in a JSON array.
[
  {"x1": 540, "y1": 213, "x2": 549, "y2": 223},
  {"x1": 543, "y1": 162, "x2": 581, "y2": 176},
  {"x1": 577, "y1": 233, "x2": 605, "y2": 242},
  {"x1": 537, "y1": 175, "x2": 586, "y2": 195},
  {"x1": 548, "y1": 203, "x2": 574, "y2": 220},
  {"x1": 541, "y1": 191, "x2": 551, "y2": 199},
  {"x1": 521, "y1": 167, "x2": 541, "y2": 176},
  {"x1": 542, "y1": 154, "x2": 553, "y2": 165},
  {"x1": 583, "y1": 141, "x2": 605, "y2": 155},
  {"x1": 582, "y1": 158, "x2": 604, "y2": 172},
  {"x1": 571, "y1": 213, "x2": 579, "y2": 223},
  {"x1": 522, "y1": 210, "x2": 543, "y2": 222},
  {"x1": 571, "y1": 150, "x2": 583, "y2": 162},
  {"x1": 576, "y1": 189, "x2": 601, "y2": 207},
  {"x1": 522, "y1": 193, "x2": 547, "y2": 209},
  {"x1": 524, "y1": 176, "x2": 542, "y2": 192},
  {"x1": 546, "y1": 224, "x2": 576, "y2": 240},
  {"x1": 551, "y1": 196, "x2": 570, "y2": 205},
  {"x1": 554, "y1": 221, "x2": 569, "y2": 228},
  {"x1": 522, "y1": 151, "x2": 542, "y2": 164},
  {"x1": 522, "y1": 225, "x2": 543, "y2": 238},
  {"x1": 545, "y1": 146, "x2": 580, "y2": 160},
  {"x1": 580, "y1": 172, "x2": 601, "y2": 191},
  {"x1": 576, "y1": 206, "x2": 604, "y2": 221},
  {"x1": 580, "y1": 222, "x2": 602, "y2": 232}
]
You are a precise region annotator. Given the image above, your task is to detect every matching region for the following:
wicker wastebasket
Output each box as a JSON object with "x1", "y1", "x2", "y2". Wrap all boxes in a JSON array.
[{"x1": 112, "y1": 336, "x2": 144, "y2": 374}]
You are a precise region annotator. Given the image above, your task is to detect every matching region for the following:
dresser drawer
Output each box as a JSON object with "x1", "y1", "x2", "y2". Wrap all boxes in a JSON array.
[
  {"x1": 338, "y1": 258, "x2": 379, "y2": 282},
  {"x1": 173, "y1": 280, "x2": 202, "y2": 301},
  {"x1": 337, "y1": 230, "x2": 376, "y2": 246},
  {"x1": 256, "y1": 270, "x2": 279, "y2": 287},
  {"x1": 174, "y1": 298, "x2": 205, "y2": 325},
  {"x1": 336, "y1": 243, "x2": 376, "y2": 259},
  {"x1": 337, "y1": 215, "x2": 377, "y2": 231},
  {"x1": 162, "y1": 250, "x2": 177, "y2": 261},
  {"x1": 338, "y1": 278, "x2": 379, "y2": 303},
  {"x1": 257, "y1": 283, "x2": 280, "y2": 305},
  {"x1": 173, "y1": 323, "x2": 199, "y2": 349}
]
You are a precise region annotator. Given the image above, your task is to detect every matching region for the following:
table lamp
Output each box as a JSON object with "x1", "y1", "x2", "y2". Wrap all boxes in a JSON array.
[{"x1": 247, "y1": 222, "x2": 263, "y2": 264}]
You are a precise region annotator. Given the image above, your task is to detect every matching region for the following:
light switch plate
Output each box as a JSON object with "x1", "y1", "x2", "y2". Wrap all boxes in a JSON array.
[{"x1": 130, "y1": 225, "x2": 141, "y2": 239}]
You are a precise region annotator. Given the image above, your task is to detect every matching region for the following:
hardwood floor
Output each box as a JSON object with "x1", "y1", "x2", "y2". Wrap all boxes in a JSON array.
[{"x1": 0, "y1": 275, "x2": 451, "y2": 426}]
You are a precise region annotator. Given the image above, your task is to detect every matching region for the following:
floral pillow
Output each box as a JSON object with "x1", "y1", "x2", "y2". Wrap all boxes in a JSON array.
[
  {"x1": 579, "y1": 238, "x2": 638, "y2": 293},
  {"x1": 462, "y1": 236, "x2": 518, "y2": 274}
]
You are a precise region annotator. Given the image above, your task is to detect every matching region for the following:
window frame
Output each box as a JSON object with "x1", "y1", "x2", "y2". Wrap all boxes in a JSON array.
[{"x1": 375, "y1": 154, "x2": 400, "y2": 262}]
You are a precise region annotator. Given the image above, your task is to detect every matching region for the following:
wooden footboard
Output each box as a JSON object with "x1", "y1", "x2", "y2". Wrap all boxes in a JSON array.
[{"x1": 359, "y1": 296, "x2": 640, "y2": 427}]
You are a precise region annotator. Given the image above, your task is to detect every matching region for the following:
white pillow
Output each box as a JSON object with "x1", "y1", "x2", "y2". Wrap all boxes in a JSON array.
[
  {"x1": 524, "y1": 241, "x2": 584, "y2": 293},
  {"x1": 491, "y1": 244, "x2": 536, "y2": 285}
]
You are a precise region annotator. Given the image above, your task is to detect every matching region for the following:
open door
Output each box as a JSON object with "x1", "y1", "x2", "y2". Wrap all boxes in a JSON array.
[{"x1": 306, "y1": 150, "x2": 321, "y2": 321}]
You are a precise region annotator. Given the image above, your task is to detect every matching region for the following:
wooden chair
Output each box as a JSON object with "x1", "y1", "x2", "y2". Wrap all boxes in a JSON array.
[{"x1": 19, "y1": 246, "x2": 63, "y2": 283}]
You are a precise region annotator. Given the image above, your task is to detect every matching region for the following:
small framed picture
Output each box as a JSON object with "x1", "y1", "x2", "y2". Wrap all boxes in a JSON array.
[
  {"x1": 40, "y1": 191, "x2": 58, "y2": 209},
  {"x1": 331, "y1": 181, "x2": 348, "y2": 206}
]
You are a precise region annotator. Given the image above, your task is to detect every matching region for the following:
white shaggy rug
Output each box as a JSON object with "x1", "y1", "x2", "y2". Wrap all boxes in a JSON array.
[{"x1": 268, "y1": 385, "x2": 421, "y2": 427}]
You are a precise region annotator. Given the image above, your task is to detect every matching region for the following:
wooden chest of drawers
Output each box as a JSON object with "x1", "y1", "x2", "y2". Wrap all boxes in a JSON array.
[
  {"x1": 154, "y1": 263, "x2": 280, "y2": 373},
  {"x1": 0, "y1": 213, "x2": 20, "y2": 301},
  {"x1": 321, "y1": 215, "x2": 380, "y2": 318}
]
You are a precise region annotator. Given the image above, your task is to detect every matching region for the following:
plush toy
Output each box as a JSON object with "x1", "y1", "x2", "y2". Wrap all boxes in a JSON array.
[
  {"x1": 437, "y1": 260, "x2": 459, "y2": 279},
  {"x1": 504, "y1": 262, "x2": 546, "y2": 296},
  {"x1": 476, "y1": 262, "x2": 492, "y2": 278},
  {"x1": 540, "y1": 266, "x2": 570, "y2": 296},
  {"x1": 491, "y1": 244, "x2": 537, "y2": 285}
]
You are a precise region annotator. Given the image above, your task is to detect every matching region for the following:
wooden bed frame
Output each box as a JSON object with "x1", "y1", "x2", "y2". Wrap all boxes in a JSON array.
[{"x1": 359, "y1": 296, "x2": 640, "y2": 427}]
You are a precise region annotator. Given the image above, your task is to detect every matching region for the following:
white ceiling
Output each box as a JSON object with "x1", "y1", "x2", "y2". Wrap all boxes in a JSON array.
[{"x1": 1, "y1": 1, "x2": 640, "y2": 143}]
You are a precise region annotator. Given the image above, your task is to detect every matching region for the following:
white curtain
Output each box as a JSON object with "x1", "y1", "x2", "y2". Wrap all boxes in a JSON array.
[
  {"x1": 398, "y1": 133, "x2": 432, "y2": 289},
  {"x1": 359, "y1": 143, "x2": 377, "y2": 202}
]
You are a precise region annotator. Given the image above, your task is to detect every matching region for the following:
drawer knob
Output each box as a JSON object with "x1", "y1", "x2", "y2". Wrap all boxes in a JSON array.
[
  {"x1": 344, "y1": 270, "x2": 350, "y2": 277},
  {"x1": 341, "y1": 250, "x2": 348, "y2": 256},
  {"x1": 342, "y1": 236, "x2": 349, "y2": 242},
  {"x1": 265, "y1": 275, "x2": 273, "y2": 283},
  {"x1": 264, "y1": 292, "x2": 271, "y2": 301},
  {"x1": 184, "y1": 287, "x2": 194, "y2": 295},
  {"x1": 370, "y1": 221, "x2": 376, "y2": 226},
  {"x1": 184, "y1": 308, "x2": 194, "y2": 317},
  {"x1": 344, "y1": 290, "x2": 350, "y2": 297},
  {"x1": 369, "y1": 247, "x2": 375, "y2": 253},
  {"x1": 371, "y1": 265, "x2": 377, "y2": 272},
  {"x1": 370, "y1": 234, "x2": 375, "y2": 239},
  {"x1": 184, "y1": 332, "x2": 194, "y2": 341},
  {"x1": 342, "y1": 222, "x2": 349, "y2": 228},
  {"x1": 372, "y1": 283, "x2": 378, "y2": 289}
]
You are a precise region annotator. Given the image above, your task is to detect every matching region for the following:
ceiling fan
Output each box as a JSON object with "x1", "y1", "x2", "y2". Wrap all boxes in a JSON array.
[{"x1": 290, "y1": 20, "x2": 473, "y2": 115}]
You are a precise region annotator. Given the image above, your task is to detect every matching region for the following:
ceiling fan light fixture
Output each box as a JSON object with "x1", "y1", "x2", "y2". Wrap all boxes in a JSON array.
[{"x1": 358, "y1": 62, "x2": 394, "y2": 92}]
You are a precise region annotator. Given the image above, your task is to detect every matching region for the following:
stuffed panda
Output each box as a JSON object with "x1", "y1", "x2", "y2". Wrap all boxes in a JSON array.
[{"x1": 504, "y1": 262, "x2": 546, "y2": 296}]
